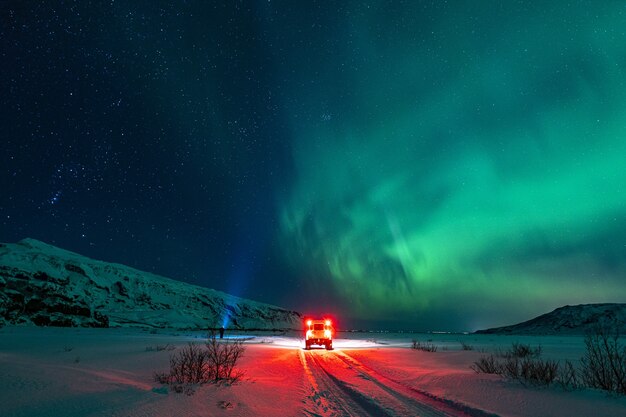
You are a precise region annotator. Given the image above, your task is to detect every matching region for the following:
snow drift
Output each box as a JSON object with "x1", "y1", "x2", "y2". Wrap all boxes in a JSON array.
[{"x1": 0, "y1": 238, "x2": 301, "y2": 330}]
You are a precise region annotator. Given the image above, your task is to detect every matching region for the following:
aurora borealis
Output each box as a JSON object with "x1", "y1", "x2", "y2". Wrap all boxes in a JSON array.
[
  {"x1": 276, "y1": 2, "x2": 626, "y2": 330},
  {"x1": 2, "y1": 1, "x2": 626, "y2": 331}
]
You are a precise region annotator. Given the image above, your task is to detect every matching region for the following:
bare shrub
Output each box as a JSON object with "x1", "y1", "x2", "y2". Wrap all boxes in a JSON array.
[
  {"x1": 169, "y1": 343, "x2": 211, "y2": 384},
  {"x1": 471, "y1": 355, "x2": 502, "y2": 374},
  {"x1": 581, "y1": 325, "x2": 626, "y2": 395},
  {"x1": 472, "y1": 334, "x2": 626, "y2": 394},
  {"x1": 474, "y1": 355, "x2": 559, "y2": 386},
  {"x1": 501, "y1": 357, "x2": 520, "y2": 380},
  {"x1": 500, "y1": 342, "x2": 542, "y2": 359},
  {"x1": 558, "y1": 360, "x2": 580, "y2": 390},
  {"x1": 205, "y1": 334, "x2": 245, "y2": 383},
  {"x1": 459, "y1": 341, "x2": 474, "y2": 351},
  {"x1": 156, "y1": 337, "x2": 245, "y2": 390},
  {"x1": 412, "y1": 340, "x2": 438, "y2": 352},
  {"x1": 519, "y1": 358, "x2": 559, "y2": 386},
  {"x1": 473, "y1": 345, "x2": 558, "y2": 386}
]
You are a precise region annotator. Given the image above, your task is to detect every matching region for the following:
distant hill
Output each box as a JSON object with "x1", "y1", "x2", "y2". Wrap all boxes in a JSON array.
[
  {"x1": 475, "y1": 303, "x2": 626, "y2": 335},
  {"x1": 0, "y1": 238, "x2": 302, "y2": 330}
]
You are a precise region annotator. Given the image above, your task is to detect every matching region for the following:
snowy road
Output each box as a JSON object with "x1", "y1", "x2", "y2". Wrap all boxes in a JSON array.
[{"x1": 300, "y1": 349, "x2": 497, "y2": 417}]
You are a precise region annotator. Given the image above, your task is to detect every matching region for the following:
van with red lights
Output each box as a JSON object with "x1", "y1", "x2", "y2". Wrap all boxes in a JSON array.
[{"x1": 304, "y1": 318, "x2": 333, "y2": 350}]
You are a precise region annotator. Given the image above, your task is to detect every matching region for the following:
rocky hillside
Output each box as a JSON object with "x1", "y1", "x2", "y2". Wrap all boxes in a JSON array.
[
  {"x1": 476, "y1": 303, "x2": 626, "y2": 335},
  {"x1": 0, "y1": 239, "x2": 302, "y2": 330}
]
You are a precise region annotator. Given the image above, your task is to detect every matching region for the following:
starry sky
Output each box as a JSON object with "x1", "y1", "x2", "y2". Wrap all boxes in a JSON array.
[{"x1": 2, "y1": 1, "x2": 626, "y2": 331}]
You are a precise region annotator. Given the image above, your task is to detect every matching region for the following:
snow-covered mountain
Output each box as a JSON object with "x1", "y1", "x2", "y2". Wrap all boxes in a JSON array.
[
  {"x1": 476, "y1": 303, "x2": 626, "y2": 335},
  {"x1": 0, "y1": 238, "x2": 302, "y2": 330}
]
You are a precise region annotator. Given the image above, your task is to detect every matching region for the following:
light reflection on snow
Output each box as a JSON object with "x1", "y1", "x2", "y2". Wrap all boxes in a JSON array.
[
  {"x1": 247, "y1": 336, "x2": 411, "y2": 350},
  {"x1": 173, "y1": 331, "x2": 595, "y2": 361}
]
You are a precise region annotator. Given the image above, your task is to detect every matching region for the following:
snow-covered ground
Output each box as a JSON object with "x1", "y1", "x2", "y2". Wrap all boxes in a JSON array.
[{"x1": 1, "y1": 327, "x2": 625, "y2": 417}]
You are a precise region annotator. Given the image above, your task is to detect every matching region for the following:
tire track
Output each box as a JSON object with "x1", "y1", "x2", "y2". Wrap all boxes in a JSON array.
[
  {"x1": 300, "y1": 349, "x2": 374, "y2": 416},
  {"x1": 334, "y1": 351, "x2": 500, "y2": 417},
  {"x1": 301, "y1": 349, "x2": 499, "y2": 417}
]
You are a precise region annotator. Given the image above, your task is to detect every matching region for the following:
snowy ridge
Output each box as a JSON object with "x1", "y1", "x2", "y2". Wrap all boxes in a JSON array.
[
  {"x1": 475, "y1": 303, "x2": 626, "y2": 335},
  {"x1": 0, "y1": 238, "x2": 302, "y2": 329}
]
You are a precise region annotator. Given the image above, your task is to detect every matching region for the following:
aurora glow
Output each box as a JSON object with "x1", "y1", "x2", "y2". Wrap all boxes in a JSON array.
[
  {"x1": 276, "y1": 1, "x2": 626, "y2": 330},
  {"x1": 3, "y1": 1, "x2": 626, "y2": 332}
]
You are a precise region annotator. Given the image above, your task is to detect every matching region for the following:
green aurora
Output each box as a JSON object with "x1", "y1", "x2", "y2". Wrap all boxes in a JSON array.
[
  {"x1": 6, "y1": 0, "x2": 625, "y2": 332},
  {"x1": 276, "y1": 1, "x2": 626, "y2": 330}
]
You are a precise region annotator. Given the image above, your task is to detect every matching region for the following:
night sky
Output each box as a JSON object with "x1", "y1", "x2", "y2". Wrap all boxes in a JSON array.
[{"x1": 2, "y1": 1, "x2": 626, "y2": 331}]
